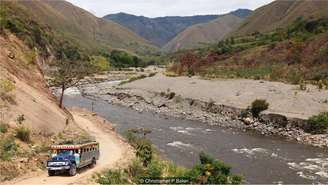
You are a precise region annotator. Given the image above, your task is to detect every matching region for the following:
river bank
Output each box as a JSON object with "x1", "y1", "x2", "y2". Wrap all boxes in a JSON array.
[{"x1": 78, "y1": 73, "x2": 328, "y2": 148}]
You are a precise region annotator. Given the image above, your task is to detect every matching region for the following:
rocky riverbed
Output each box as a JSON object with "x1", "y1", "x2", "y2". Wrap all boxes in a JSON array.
[{"x1": 78, "y1": 82, "x2": 328, "y2": 148}]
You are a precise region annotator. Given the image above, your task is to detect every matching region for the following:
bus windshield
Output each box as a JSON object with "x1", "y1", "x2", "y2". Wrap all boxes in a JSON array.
[{"x1": 57, "y1": 150, "x2": 73, "y2": 156}]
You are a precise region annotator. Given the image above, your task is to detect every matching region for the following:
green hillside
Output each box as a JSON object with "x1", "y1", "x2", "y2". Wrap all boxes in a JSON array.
[
  {"x1": 232, "y1": 0, "x2": 328, "y2": 36},
  {"x1": 2, "y1": 0, "x2": 157, "y2": 55}
]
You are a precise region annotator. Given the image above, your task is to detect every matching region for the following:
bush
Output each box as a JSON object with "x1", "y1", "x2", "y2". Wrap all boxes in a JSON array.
[
  {"x1": 15, "y1": 126, "x2": 31, "y2": 142},
  {"x1": 307, "y1": 112, "x2": 328, "y2": 134},
  {"x1": 96, "y1": 169, "x2": 129, "y2": 184},
  {"x1": 16, "y1": 114, "x2": 25, "y2": 125},
  {"x1": 167, "y1": 92, "x2": 176, "y2": 100},
  {"x1": 0, "y1": 123, "x2": 9, "y2": 133},
  {"x1": 146, "y1": 160, "x2": 164, "y2": 177},
  {"x1": 250, "y1": 99, "x2": 269, "y2": 117},
  {"x1": 0, "y1": 136, "x2": 17, "y2": 160},
  {"x1": 127, "y1": 159, "x2": 146, "y2": 181},
  {"x1": 184, "y1": 152, "x2": 242, "y2": 184},
  {"x1": 136, "y1": 139, "x2": 153, "y2": 167}
]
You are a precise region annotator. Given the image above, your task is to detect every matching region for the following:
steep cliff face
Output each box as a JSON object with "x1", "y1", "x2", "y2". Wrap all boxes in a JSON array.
[{"x1": 0, "y1": 34, "x2": 68, "y2": 134}]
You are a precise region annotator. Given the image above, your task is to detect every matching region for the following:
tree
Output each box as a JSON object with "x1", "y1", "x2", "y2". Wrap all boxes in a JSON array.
[
  {"x1": 179, "y1": 52, "x2": 197, "y2": 76},
  {"x1": 52, "y1": 59, "x2": 92, "y2": 108}
]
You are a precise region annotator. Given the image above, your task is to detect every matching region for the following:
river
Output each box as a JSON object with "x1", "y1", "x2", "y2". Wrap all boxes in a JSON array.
[{"x1": 61, "y1": 86, "x2": 328, "y2": 184}]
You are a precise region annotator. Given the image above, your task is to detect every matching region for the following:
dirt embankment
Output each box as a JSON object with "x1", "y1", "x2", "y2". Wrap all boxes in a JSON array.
[
  {"x1": 0, "y1": 34, "x2": 68, "y2": 134},
  {"x1": 4, "y1": 108, "x2": 134, "y2": 185}
]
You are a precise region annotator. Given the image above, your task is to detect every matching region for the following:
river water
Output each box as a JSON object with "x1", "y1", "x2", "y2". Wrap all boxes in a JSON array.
[{"x1": 62, "y1": 88, "x2": 328, "y2": 184}]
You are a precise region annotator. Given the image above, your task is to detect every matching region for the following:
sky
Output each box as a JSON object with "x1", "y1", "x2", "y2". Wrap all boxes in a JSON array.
[{"x1": 66, "y1": 0, "x2": 274, "y2": 18}]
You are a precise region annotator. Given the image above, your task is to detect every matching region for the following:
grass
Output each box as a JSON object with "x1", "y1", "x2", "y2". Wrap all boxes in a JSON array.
[
  {"x1": 119, "y1": 75, "x2": 147, "y2": 85},
  {"x1": 15, "y1": 126, "x2": 31, "y2": 143},
  {"x1": 0, "y1": 123, "x2": 9, "y2": 134},
  {"x1": 0, "y1": 136, "x2": 17, "y2": 161}
]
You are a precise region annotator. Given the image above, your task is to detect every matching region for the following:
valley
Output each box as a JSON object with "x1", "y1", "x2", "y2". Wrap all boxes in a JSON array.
[
  {"x1": 60, "y1": 73, "x2": 328, "y2": 183},
  {"x1": 1, "y1": 0, "x2": 328, "y2": 184}
]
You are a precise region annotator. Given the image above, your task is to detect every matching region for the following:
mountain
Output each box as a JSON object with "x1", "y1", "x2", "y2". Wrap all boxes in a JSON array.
[
  {"x1": 163, "y1": 14, "x2": 243, "y2": 52},
  {"x1": 5, "y1": 0, "x2": 157, "y2": 55},
  {"x1": 103, "y1": 9, "x2": 251, "y2": 46},
  {"x1": 232, "y1": 0, "x2": 328, "y2": 36}
]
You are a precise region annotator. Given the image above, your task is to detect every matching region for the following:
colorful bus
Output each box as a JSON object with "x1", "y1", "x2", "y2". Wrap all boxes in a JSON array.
[{"x1": 47, "y1": 141, "x2": 100, "y2": 176}]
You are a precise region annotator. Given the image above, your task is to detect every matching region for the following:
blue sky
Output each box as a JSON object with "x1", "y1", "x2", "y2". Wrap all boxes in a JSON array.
[{"x1": 66, "y1": 0, "x2": 274, "y2": 18}]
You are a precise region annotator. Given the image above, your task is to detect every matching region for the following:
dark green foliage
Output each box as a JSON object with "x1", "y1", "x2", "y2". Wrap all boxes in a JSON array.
[
  {"x1": 109, "y1": 50, "x2": 138, "y2": 68},
  {"x1": 250, "y1": 99, "x2": 269, "y2": 117},
  {"x1": 0, "y1": 136, "x2": 18, "y2": 160},
  {"x1": 124, "y1": 129, "x2": 153, "y2": 167},
  {"x1": 307, "y1": 112, "x2": 328, "y2": 134},
  {"x1": 199, "y1": 151, "x2": 214, "y2": 164},
  {"x1": 184, "y1": 152, "x2": 242, "y2": 184},
  {"x1": 15, "y1": 126, "x2": 31, "y2": 143},
  {"x1": 136, "y1": 139, "x2": 153, "y2": 167}
]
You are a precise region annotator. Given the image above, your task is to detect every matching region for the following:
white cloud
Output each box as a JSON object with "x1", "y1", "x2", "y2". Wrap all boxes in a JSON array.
[{"x1": 66, "y1": 0, "x2": 274, "y2": 18}]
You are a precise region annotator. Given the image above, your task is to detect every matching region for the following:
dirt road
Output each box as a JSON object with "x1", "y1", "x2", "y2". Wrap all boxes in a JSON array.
[{"x1": 6, "y1": 111, "x2": 134, "y2": 185}]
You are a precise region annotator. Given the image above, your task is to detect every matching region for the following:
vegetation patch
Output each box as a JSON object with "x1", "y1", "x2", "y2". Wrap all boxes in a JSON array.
[
  {"x1": 0, "y1": 136, "x2": 17, "y2": 161},
  {"x1": 167, "y1": 18, "x2": 328, "y2": 85},
  {"x1": 119, "y1": 75, "x2": 147, "y2": 85},
  {"x1": 250, "y1": 99, "x2": 269, "y2": 117},
  {"x1": 15, "y1": 126, "x2": 31, "y2": 143},
  {"x1": 96, "y1": 129, "x2": 241, "y2": 184},
  {"x1": 0, "y1": 123, "x2": 9, "y2": 134},
  {"x1": 307, "y1": 112, "x2": 328, "y2": 134}
]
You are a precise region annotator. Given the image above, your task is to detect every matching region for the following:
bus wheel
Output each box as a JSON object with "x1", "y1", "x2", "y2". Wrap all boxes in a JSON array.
[
  {"x1": 91, "y1": 158, "x2": 96, "y2": 168},
  {"x1": 48, "y1": 170, "x2": 55, "y2": 176},
  {"x1": 69, "y1": 164, "x2": 77, "y2": 176}
]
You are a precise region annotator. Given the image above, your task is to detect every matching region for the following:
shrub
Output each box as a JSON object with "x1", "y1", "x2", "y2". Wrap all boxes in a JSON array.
[
  {"x1": 148, "y1": 72, "x2": 157, "y2": 77},
  {"x1": 0, "y1": 123, "x2": 9, "y2": 133},
  {"x1": 127, "y1": 159, "x2": 146, "y2": 180},
  {"x1": 146, "y1": 160, "x2": 164, "y2": 177},
  {"x1": 15, "y1": 126, "x2": 31, "y2": 142},
  {"x1": 167, "y1": 92, "x2": 176, "y2": 100},
  {"x1": 16, "y1": 114, "x2": 25, "y2": 125},
  {"x1": 250, "y1": 99, "x2": 269, "y2": 117},
  {"x1": 184, "y1": 152, "x2": 242, "y2": 184},
  {"x1": 299, "y1": 82, "x2": 307, "y2": 91},
  {"x1": 307, "y1": 112, "x2": 328, "y2": 134},
  {"x1": 0, "y1": 136, "x2": 17, "y2": 160},
  {"x1": 136, "y1": 139, "x2": 153, "y2": 167},
  {"x1": 96, "y1": 169, "x2": 129, "y2": 184}
]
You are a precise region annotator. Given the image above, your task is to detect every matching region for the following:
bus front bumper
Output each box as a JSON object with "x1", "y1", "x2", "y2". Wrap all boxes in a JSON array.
[{"x1": 47, "y1": 166, "x2": 70, "y2": 171}]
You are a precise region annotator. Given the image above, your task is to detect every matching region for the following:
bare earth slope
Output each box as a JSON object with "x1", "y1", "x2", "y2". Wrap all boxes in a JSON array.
[
  {"x1": 0, "y1": 34, "x2": 68, "y2": 134},
  {"x1": 6, "y1": 109, "x2": 134, "y2": 185},
  {"x1": 232, "y1": 0, "x2": 328, "y2": 36},
  {"x1": 122, "y1": 74, "x2": 328, "y2": 119},
  {"x1": 163, "y1": 15, "x2": 243, "y2": 52}
]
